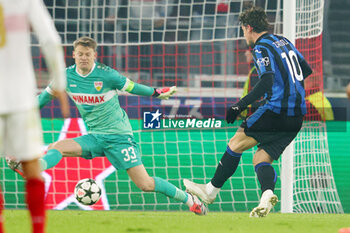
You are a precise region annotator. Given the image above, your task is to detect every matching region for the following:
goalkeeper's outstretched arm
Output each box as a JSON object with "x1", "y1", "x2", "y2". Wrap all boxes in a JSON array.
[
  {"x1": 37, "y1": 79, "x2": 177, "y2": 110},
  {"x1": 122, "y1": 79, "x2": 176, "y2": 100}
]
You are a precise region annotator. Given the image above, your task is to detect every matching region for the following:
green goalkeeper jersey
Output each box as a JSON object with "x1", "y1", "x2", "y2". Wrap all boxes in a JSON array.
[{"x1": 39, "y1": 62, "x2": 155, "y2": 135}]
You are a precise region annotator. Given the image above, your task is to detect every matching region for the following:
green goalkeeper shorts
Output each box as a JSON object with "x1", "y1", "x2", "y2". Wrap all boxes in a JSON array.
[{"x1": 73, "y1": 134, "x2": 143, "y2": 170}]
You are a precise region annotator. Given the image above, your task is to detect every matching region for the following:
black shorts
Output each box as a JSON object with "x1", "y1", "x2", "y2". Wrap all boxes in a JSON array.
[{"x1": 241, "y1": 108, "x2": 303, "y2": 160}]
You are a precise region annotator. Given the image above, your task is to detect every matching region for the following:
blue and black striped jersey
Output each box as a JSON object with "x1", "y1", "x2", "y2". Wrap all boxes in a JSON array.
[{"x1": 252, "y1": 33, "x2": 308, "y2": 116}]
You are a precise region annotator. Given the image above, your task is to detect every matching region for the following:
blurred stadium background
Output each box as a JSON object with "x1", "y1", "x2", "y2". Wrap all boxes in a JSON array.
[{"x1": 1, "y1": 0, "x2": 350, "y2": 216}]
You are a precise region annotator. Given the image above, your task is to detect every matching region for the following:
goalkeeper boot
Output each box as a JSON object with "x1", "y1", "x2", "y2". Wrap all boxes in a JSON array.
[
  {"x1": 6, "y1": 157, "x2": 25, "y2": 178},
  {"x1": 188, "y1": 193, "x2": 208, "y2": 216},
  {"x1": 250, "y1": 189, "x2": 278, "y2": 218},
  {"x1": 184, "y1": 179, "x2": 216, "y2": 204}
]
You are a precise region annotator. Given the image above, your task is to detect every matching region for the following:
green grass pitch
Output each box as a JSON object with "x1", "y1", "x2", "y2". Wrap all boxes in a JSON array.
[{"x1": 4, "y1": 210, "x2": 350, "y2": 233}]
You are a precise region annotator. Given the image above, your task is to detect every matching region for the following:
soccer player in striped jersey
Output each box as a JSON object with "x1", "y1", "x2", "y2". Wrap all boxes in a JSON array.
[
  {"x1": 8, "y1": 36, "x2": 207, "y2": 215},
  {"x1": 0, "y1": 0, "x2": 70, "y2": 232},
  {"x1": 184, "y1": 6, "x2": 312, "y2": 217}
]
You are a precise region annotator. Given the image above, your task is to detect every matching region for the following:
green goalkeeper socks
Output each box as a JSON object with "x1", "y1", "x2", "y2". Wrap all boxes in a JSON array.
[
  {"x1": 153, "y1": 177, "x2": 189, "y2": 204},
  {"x1": 39, "y1": 149, "x2": 63, "y2": 171}
]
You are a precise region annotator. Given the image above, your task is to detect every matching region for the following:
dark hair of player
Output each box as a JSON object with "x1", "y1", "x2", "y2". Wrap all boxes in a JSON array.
[{"x1": 239, "y1": 6, "x2": 269, "y2": 33}]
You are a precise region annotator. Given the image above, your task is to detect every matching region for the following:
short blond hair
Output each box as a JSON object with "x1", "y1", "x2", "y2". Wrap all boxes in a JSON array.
[{"x1": 73, "y1": 37, "x2": 97, "y2": 51}]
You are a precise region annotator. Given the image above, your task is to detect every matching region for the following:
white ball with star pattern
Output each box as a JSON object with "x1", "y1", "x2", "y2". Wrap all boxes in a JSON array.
[{"x1": 74, "y1": 178, "x2": 102, "y2": 205}]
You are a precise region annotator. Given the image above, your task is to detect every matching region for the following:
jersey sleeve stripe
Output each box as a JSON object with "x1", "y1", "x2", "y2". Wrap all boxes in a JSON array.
[{"x1": 121, "y1": 78, "x2": 135, "y2": 92}]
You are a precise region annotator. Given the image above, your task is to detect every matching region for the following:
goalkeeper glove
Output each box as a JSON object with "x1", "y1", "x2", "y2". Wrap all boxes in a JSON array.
[
  {"x1": 226, "y1": 104, "x2": 242, "y2": 124},
  {"x1": 152, "y1": 86, "x2": 177, "y2": 100}
]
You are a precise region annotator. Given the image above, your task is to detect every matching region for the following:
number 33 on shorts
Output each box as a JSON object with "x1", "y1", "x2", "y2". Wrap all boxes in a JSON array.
[{"x1": 122, "y1": 146, "x2": 137, "y2": 162}]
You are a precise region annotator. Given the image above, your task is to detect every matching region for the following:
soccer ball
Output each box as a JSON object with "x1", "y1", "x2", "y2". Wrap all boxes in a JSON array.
[{"x1": 74, "y1": 178, "x2": 102, "y2": 205}]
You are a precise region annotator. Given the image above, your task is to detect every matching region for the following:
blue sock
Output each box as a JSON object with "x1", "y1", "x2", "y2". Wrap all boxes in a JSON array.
[
  {"x1": 255, "y1": 162, "x2": 277, "y2": 193},
  {"x1": 153, "y1": 177, "x2": 188, "y2": 203},
  {"x1": 39, "y1": 149, "x2": 62, "y2": 171}
]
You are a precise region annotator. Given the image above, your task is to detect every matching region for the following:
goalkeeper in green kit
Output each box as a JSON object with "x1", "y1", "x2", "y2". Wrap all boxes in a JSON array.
[{"x1": 8, "y1": 36, "x2": 207, "y2": 215}]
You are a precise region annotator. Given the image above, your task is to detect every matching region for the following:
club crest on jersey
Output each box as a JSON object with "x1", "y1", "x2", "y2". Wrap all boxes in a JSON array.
[
  {"x1": 94, "y1": 81, "x2": 103, "y2": 91},
  {"x1": 257, "y1": 57, "x2": 270, "y2": 67}
]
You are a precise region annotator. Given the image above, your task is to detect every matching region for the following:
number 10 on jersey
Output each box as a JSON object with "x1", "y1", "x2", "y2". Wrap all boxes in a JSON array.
[{"x1": 281, "y1": 51, "x2": 303, "y2": 83}]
